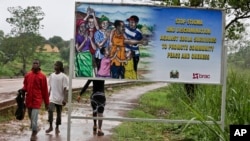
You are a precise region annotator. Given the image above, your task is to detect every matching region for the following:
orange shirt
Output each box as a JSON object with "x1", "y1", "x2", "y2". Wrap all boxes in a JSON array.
[{"x1": 110, "y1": 31, "x2": 126, "y2": 66}]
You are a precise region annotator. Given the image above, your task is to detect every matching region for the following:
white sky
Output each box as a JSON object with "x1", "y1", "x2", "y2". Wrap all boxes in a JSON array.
[{"x1": 0, "y1": 0, "x2": 154, "y2": 40}]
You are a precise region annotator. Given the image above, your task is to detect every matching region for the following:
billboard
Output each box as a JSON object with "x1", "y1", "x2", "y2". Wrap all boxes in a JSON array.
[{"x1": 74, "y1": 2, "x2": 225, "y2": 84}]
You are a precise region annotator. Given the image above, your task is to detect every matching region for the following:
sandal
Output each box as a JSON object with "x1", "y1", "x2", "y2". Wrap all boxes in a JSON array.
[
  {"x1": 55, "y1": 127, "x2": 60, "y2": 134},
  {"x1": 97, "y1": 130, "x2": 104, "y2": 136},
  {"x1": 93, "y1": 126, "x2": 97, "y2": 134},
  {"x1": 45, "y1": 127, "x2": 53, "y2": 134}
]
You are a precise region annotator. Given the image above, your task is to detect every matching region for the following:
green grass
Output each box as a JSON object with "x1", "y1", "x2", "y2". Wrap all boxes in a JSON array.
[
  {"x1": 112, "y1": 68, "x2": 250, "y2": 141},
  {"x1": 0, "y1": 107, "x2": 16, "y2": 123},
  {"x1": 0, "y1": 52, "x2": 67, "y2": 77},
  {"x1": 33, "y1": 52, "x2": 68, "y2": 75}
]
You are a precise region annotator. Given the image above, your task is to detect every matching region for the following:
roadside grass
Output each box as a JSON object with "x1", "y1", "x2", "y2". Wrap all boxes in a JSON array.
[
  {"x1": 0, "y1": 108, "x2": 16, "y2": 123},
  {"x1": 112, "y1": 68, "x2": 250, "y2": 141},
  {"x1": 33, "y1": 52, "x2": 67, "y2": 75},
  {"x1": 0, "y1": 52, "x2": 65, "y2": 77}
]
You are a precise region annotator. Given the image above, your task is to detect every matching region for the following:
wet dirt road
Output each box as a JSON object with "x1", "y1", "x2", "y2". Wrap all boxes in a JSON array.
[{"x1": 0, "y1": 82, "x2": 168, "y2": 141}]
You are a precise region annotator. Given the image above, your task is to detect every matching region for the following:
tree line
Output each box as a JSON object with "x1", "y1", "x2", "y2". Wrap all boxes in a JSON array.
[{"x1": 0, "y1": 6, "x2": 70, "y2": 77}]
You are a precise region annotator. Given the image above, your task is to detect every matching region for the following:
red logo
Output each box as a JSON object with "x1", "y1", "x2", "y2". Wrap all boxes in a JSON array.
[{"x1": 193, "y1": 73, "x2": 210, "y2": 79}]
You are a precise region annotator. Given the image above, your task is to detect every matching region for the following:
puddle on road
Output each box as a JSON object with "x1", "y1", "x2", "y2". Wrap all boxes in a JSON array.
[
  {"x1": 0, "y1": 82, "x2": 167, "y2": 141},
  {"x1": 0, "y1": 102, "x2": 128, "y2": 141}
]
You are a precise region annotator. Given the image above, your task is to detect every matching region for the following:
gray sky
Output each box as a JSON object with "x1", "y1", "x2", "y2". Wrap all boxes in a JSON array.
[{"x1": 0, "y1": 0, "x2": 154, "y2": 40}]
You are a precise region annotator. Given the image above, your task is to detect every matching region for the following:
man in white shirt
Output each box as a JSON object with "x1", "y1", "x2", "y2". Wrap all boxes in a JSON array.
[{"x1": 45, "y1": 61, "x2": 69, "y2": 134}]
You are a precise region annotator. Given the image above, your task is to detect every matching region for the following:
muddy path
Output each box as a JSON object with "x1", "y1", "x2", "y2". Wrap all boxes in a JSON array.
[{"x1": 0, "y1": 82, "x2": 168, "y2": 141}]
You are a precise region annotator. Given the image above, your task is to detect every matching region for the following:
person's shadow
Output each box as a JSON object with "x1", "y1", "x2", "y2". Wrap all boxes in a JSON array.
[{"x1": 45, "y1": 132, "x2": 62, "y2": 141}]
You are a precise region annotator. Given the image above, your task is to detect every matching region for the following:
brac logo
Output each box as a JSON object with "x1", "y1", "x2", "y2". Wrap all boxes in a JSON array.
[{"x1": 193, "y1": 73, "x2": 210, "y2": 79}]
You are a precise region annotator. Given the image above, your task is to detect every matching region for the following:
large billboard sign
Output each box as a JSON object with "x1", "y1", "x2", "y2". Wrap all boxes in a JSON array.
[{"x1": 74, "y1": 2, "x2": 225, "y2": 84}]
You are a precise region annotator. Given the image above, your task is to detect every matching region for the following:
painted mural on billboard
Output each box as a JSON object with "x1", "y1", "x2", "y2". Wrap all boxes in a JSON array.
[{"x1": 73, "y1": 2, "x2": 225, "y2": 84}]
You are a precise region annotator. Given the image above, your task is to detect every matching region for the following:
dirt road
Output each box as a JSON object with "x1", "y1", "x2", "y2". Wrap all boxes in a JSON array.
[{"x1": 0, "y1": 82, "x2": 168, "y2": 141}]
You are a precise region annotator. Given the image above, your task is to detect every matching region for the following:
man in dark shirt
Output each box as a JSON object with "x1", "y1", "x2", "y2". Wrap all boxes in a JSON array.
[{"x1": 77, "y1": 79, "x2": 106, "y2": 136}]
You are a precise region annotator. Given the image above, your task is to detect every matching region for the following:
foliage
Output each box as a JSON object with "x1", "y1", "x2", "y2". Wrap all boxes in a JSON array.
[
  {"x1": 180, "y1": 100, "x2": 229, "y2": 141},
  {"x1": 33, "y1": 52, "x2": 65, "y2": 75},
  {"x1": 47, "y1": 36, "x2": 67, "y2": 50},
  {"x1": 1, "y1": 6, "x2": 46, "y2": 75},
  {"x1": 0, "y1": 37, "x2": 69, "y2": 77},
  {"x1": 6, "y1": 6, "x2": 44, "y2": 36},
  {"x1": 0, "y1": 30, "x2": 4, "y2": 43},
  {"x1": 60, "y1": 46, "x2": 70, "y2": 64},
  {"x1": 0, "y1": 51, "x2": 64, "y2": 78},
  {"x1": 226, "y1": 68, "x2": 250, "y2": 125},
  {"x1": 228, "y1": 40, "x2": 250, "y2": 69},
  {"x1": 1, "y1": 33, "x2": 45, "y2": 75},
  {"x1": 112, "y1": 67, "x2": 250, "y2": 141},
  {"x1": 47, "y1": 36, "x2": 70, "y2": 63},
  {"x1": 0, "y1": 36, "x2": 18, "y2": 64},
  {"x1": 0, "y1": 6, "x2": 71, "y2": 77},
  {"x1": 202, "y1": 0, "x2": 250, "y2": 40}
]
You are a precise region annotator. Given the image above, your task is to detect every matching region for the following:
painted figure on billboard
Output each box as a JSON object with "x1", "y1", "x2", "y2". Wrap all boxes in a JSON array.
[
  {"x1": 74, "y1": 3, "x2": 223, "y2": 83},
  {"x1": 110, "y1": 20, "x2": 127, "y2": 79},
  {"x1": 75, "y1": 4, "x2": 154, "y2": 80},
  {"x1": 109, "y1": 20, "x2": 143, "y2": 79},
  {"x1": 85, "y1": 7, "x2": 99, "y2": 55},
  {"x1": 124, "y1": 50, "x2": 137, "y2": 79},
  {"x1": 75, "y1": 19, "x2": 96, "y2": 77},
  {"x1": 94, "y1": 15, "x2": 111, "y2": 75},
  {"x1": 97, "y1": 47, "x2": 112, "y2": 78},
  {"x1": 125, "y1": 15, "x2": 148, "y2": 79}
]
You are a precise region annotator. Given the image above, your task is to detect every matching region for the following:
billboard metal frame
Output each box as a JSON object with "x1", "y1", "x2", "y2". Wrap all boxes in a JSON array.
[{"x1": 67, "y1": 1, "x2": 227, "y2": 141}]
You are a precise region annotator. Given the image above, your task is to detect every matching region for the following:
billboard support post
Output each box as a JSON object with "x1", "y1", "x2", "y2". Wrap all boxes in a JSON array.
[{"x1": 67, "y1": 39, "x2": 74, "y2": 141}]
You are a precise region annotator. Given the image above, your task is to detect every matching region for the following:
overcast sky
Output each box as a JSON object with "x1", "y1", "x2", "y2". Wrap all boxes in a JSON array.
[{"x1": 0, "y1": 0, "x2": 155, "y2": 40}]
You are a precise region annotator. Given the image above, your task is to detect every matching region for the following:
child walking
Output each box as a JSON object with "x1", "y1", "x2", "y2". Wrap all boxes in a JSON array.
[
  {"x1": 45, "y1": 61, "x2": 69, "y2": 134},
  {"x1": 77, "y1": 80, "x2": 106, "y2": 136}
]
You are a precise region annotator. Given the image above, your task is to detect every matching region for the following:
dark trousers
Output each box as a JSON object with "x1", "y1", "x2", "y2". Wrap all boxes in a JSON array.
[
  {"x1": 95, "y1": 58, "x2": 101, "y2": 71},
  {"x1": 48, "y1": 102, "x2": 62, "y2": 125},
  {"x1": 133, "y1": 56, "x2": 140, "y2": 72},
  {"x1": 111, "y1": 65, "x2": 125, "y2": 79}
]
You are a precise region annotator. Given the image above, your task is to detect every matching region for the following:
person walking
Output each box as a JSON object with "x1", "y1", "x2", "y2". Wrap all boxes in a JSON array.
[
  {"x1": 45, "y1": 61, "x2": 69, "y2": 134},
  {"x1": 20, "y1": 59, "x2": 49, "y2": 141},
  {"x1": 77, "y1": 79, "x2": 106, "y2": 136}
]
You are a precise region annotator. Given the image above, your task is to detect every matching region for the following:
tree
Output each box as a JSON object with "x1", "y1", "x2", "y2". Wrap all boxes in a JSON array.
[
  {"x1": 47, "y1": 36, "x2": 70, "y2": 63},
  {"x1": 6, "y1": 6, "x2": 45, "y2": 36},
  {"x1": 0, "y1": 30, "x2": 4, "y2": 62},
  {"x1": 5, "y1": 6, "x2": 45, "y2": 75},
  {"x1": 47, "y1": 36, "x2": 65, "y2": 50},
  {"x1": 60, "y1": 45, "x2": 70, "y2": 61},
  {"x1": 0, "y1": 30, "x2": 4, "y2": 44},
  {"x1": 0, "y1": 36, "x2": 18, "y2": 64}
]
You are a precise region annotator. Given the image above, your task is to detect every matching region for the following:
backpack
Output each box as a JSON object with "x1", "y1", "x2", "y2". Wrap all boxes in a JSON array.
[{"x1": 15, "y1": 89, "x2": 26, "y2": 120}]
